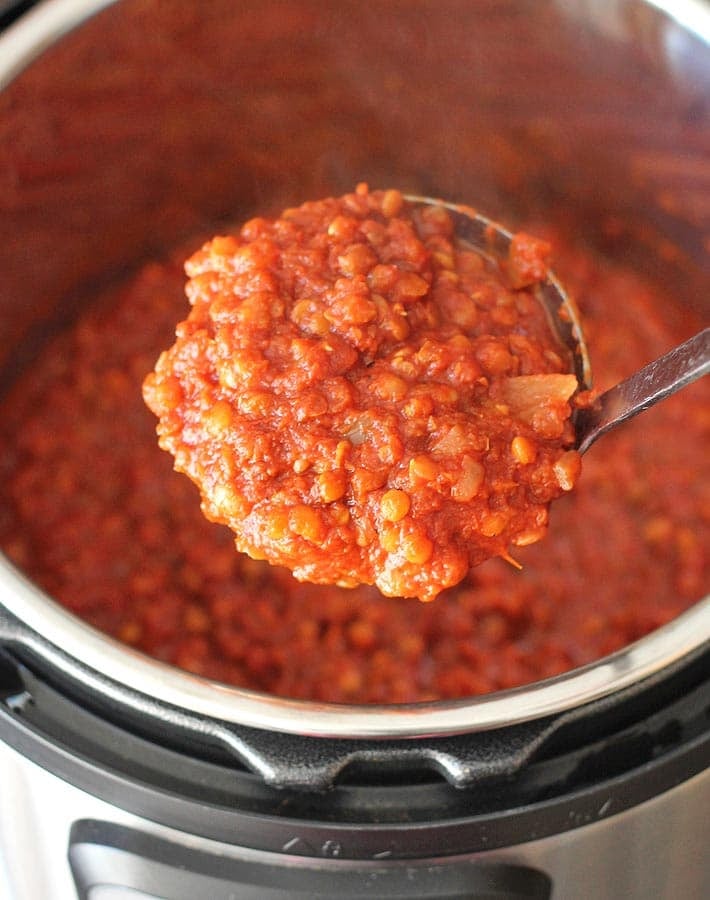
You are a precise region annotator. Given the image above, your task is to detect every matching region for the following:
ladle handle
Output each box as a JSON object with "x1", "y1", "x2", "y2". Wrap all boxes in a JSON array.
[{"x1": 576, "y1": 326, "x2": 710, "y2": 454}]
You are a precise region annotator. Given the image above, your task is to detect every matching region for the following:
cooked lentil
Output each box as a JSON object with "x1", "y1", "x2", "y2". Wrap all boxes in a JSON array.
[
  {"x1": 143, "y1": 185, "x2": 581, "y2": 600},
  {"x1": 0, "y1": 216, "x2": 706, "y2": 704}
]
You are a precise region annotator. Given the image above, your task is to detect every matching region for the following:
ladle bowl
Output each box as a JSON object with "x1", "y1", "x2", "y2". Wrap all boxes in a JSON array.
[{"x1": 411, "y1": 196, "x2": 710, "y2": 455}]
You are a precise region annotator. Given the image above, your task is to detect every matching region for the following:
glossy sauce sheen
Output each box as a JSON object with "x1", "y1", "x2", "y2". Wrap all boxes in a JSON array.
[
  {"x1": 0, "y1": 218, "x2": 707, "y2": 703},
  {"x1": 143, "y1": 186, "x2": 580, "y2": 601}
]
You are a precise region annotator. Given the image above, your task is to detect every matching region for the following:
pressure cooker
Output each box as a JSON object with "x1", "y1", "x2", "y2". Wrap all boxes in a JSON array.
[{"x1": 0, "y1": 1, "x2": 708, "y2": 897}]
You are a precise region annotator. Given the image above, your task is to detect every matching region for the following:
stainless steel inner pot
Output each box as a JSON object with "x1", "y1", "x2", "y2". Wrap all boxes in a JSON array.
[{"x1": 0, "y1": 0, "x2": 707, "y2": 739}]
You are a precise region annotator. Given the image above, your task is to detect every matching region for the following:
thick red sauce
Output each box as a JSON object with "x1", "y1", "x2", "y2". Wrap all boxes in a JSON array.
[
  {"x1": 143, "y1": 186, "x2": 581, "y2": 601},
  {"x1": 0, "y1": 214, "x2": 706, "y2": 703}
]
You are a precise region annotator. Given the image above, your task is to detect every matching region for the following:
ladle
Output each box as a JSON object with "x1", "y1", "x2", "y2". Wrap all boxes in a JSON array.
[{"x1": 408, "y1": 196, "x2": 710, "y2": 454}]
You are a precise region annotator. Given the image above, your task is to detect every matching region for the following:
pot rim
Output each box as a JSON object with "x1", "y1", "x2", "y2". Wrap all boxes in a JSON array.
[
  {"x1": 1, "y1": 558, "x2": 708, "y2": 738},
  {"x1": 0, "y1": 0, "x2": 708, "y2": 739}
]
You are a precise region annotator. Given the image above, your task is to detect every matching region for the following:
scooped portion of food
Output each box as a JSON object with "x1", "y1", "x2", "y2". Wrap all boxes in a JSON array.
[{"x1": 143, "y1": 184, "x2": 581, "y2": 600}]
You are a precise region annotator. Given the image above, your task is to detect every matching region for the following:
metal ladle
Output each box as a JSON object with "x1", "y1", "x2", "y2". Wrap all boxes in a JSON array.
[{"x1": 408, "y1": 196, "x2": 710, "y2": 454}]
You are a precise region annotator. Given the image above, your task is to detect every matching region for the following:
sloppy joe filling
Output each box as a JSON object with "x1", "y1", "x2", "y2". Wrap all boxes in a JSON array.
[
  {"x1": 143, "y1": 185, "x2": 581, "y2": 600},
  {"x1": 0, "y1": 220, "x2": 706, "y2": 703}
]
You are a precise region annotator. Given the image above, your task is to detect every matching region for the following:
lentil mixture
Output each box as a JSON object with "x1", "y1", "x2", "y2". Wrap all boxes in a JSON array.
[
  {"x1": 0, "y1": 216, "x2": 706, "y2": 703},
  {"x1": 143, "y1": 186, "x2": 581, "y2": 601}
]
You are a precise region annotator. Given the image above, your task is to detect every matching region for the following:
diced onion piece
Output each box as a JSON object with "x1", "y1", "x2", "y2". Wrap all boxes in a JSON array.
[{"x1": 501, "y1": 374, "x2": 578, "y2": 426}]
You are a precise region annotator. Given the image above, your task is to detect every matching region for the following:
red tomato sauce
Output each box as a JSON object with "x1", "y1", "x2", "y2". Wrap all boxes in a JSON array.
[
  {"x1": 0, "y1": 208, "x2": 706, "y2": 703},
  {"x1": 143, "y1": 186, "x2": 581, "y2": 601}
]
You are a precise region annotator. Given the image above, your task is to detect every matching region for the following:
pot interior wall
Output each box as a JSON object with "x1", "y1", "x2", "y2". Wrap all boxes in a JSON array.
[{"x1": 0, "y1": 0, "x2": 708, "y2": 382}]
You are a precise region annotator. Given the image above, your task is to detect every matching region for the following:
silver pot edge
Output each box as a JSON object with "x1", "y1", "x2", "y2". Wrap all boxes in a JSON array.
[{"x1": 1, "y1": 553, "x2": 708, "y2": 739}]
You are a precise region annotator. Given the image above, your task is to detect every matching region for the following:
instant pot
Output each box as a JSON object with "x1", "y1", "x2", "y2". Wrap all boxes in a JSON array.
[{"x1": 0, "y1": 1, "x2": 708, "y2": 897}]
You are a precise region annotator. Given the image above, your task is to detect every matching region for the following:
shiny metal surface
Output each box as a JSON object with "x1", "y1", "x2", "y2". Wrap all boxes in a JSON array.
[
  {"x1": 0, "y1": 0, "x2": 114, "y2": 87},
  {"x1": 647, "y1": 0, "x2": 710, "y2": 40},
  {"x1": 0, "y1": 0, "x2": 707, "y2": 739}
]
